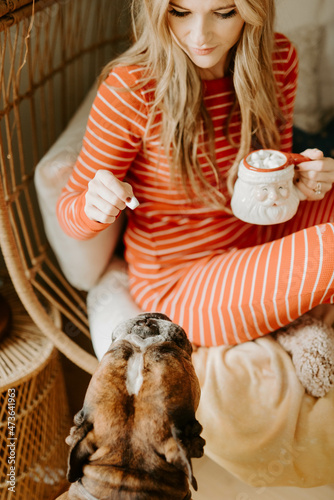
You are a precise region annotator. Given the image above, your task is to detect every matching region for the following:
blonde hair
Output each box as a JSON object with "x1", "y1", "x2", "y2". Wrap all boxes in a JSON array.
[{"x1": 100, "y1": 0, "x2": 284, "y2": 208}]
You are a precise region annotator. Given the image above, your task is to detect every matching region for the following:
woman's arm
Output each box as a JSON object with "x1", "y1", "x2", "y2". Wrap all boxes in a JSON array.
[
  {"x1": 56, "y1": 66, "x2": 147, "y2": 240},
  {"x1": 275, "y1": 33, "x2": 299, "y2": 154}
]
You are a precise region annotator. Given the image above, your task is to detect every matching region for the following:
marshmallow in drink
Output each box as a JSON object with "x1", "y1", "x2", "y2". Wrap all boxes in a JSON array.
[
  {"x1": 247, "y1": 150, "x2": 286, "y2": 169},
  {"x1": 126, "y1": 196, "x2": 140, "y2": 210}
]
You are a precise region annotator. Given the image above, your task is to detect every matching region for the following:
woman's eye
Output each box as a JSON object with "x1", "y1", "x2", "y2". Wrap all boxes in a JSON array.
[
  {"x1": 215, "y1": 9, "x2": 237, "y2": 20},
  {"x1": 168, "y1": 8, "x2": 190, "y2": 18},
  {"x1": 168, "y1": 7, "x2": 237, "y2": 20}
]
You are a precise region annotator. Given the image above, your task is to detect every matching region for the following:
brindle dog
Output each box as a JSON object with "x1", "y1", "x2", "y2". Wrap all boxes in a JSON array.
[{"x1": 57, "y1": 313, "x2": 205, "y2": 500}]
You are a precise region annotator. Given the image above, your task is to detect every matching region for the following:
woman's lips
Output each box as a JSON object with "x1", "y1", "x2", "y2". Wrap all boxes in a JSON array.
[{"x1": 191, "y1": 46, "x2": 216, "y2": 55}]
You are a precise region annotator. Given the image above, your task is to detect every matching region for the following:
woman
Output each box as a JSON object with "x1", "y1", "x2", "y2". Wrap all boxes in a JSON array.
[{"x1": 57, "y1": 0, "x2": 334, "y2": 346}]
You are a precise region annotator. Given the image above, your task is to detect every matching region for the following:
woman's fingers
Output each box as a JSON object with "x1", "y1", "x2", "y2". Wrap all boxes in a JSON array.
[
  {"x1": 299, "y1": 175, "x2": 332, "y2": 189},
  {"x1": 294, "y1": 149, "x2": 334, "y2": 201},
  {"x1": 89, "y1": 181, "x2": 127, "y2": 211},
  {"x1": 84, "y1": 205, "x2": 120, "y2": 225},
  {"x1": 95, "y1": 170, "x2": 135, "y2": 203},
  {"x1": 298, "y1": 148, "x2": 324, "y2": 160},
  {"x1": 295, "y1": 178, "x2": 331, "y2": 201},
  {"x1": 84, "y1": 170, "x2": 139, "y2": 223}
]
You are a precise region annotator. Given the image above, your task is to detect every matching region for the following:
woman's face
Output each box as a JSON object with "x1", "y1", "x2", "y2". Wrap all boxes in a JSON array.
[{"x1": 167, "y1": 0, "x2": 245, "y2": 79}]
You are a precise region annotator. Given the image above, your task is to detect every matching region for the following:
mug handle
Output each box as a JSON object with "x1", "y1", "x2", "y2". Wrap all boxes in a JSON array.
[
  {"x1": 286, "y1": 153, "x2": 312, "y2": 166},
  {"x1": 289, "y1": 154, "x2": 309, "y2": 201}
]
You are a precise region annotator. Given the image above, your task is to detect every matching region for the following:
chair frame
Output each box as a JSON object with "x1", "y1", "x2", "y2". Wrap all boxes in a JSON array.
[{"x1": 0, "y1": 0, "x2": 129, "y2": 373}]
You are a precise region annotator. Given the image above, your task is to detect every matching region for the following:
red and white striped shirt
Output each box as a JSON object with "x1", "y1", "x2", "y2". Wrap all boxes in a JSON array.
[{"x1": 57, "y1": 33, "x2": 299, "y2": 335}]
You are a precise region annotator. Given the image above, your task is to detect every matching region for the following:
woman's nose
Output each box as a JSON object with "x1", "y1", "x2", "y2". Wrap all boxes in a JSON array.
[{"x1": 190, "y1": 16, "x2": 211, "y2": 46}]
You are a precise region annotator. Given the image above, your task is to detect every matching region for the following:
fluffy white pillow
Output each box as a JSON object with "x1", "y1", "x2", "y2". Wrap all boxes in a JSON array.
[
  {"x1": 87, "y1": 257, "x2": 141, "y2": 359},
  {"x1": 34, "y1": 85, "x2": 124, "y2": 291}
]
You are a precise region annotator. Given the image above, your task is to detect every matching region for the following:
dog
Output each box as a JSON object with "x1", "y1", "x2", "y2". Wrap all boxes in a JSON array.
[{"x1": 57, "y1": 313, "x2": 205, "y2": 499}]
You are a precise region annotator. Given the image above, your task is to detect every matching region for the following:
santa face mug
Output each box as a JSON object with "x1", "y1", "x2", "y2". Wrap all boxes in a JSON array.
[{"x1": 231, "y1": 149, "x2": 311, "y2": 225}]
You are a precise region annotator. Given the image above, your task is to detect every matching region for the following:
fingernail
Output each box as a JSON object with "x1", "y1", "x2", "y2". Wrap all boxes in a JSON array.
[{"x1": 125, "y1": 196, "x2": 139, "y2": 210}]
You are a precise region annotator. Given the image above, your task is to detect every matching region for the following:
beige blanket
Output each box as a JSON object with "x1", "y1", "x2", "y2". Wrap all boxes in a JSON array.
[{"x1": 192, "y1": 336, "x2": 334, "y2": 488}]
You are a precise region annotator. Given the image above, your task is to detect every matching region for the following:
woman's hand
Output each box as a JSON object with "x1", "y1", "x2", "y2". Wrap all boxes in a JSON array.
[
  {"x1": 84, "y1": 170, "x2": 139, "y2": 224},
  {"x1": 295, "y1": 148, "x2": 334, "y2": 201}
]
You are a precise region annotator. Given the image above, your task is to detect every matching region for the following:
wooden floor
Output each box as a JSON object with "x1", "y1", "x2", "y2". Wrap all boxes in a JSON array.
[{"x1": 192, "y1": 456, "x2": 334, "y2": 500}]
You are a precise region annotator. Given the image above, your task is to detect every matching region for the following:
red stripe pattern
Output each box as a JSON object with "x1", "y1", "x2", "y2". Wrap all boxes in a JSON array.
[{"x1": 57, "y1": 33, "x2": 334, "y2": 345}]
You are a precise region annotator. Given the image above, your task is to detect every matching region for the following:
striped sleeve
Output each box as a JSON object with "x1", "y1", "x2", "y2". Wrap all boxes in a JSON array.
[
  {"x1": 56, "y1": 66, "x2": 147, "y2": 239},
  {"x1": 274, "y1": 33, "x2": 299, "y2": 153}
]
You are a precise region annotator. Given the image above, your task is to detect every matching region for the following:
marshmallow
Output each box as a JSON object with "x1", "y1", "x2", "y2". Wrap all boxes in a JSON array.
[
  {"x1": 247, "y1": 150, "x2": 286, "y2": 169},
  {"x1": 126, "y1": 197, "x2": 140, "y2": 210},
  {"x1": 250, "y1": 152, "x2": 260, "y2": 162}
]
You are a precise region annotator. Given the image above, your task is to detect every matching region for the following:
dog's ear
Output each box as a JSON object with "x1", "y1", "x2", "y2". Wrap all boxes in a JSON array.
[
  {"x1": 65, "y1": 409, "x2": 96, "y2": 483},
  {"x1": 164, "y1": 420, "x2": 205, "y2": 491}
]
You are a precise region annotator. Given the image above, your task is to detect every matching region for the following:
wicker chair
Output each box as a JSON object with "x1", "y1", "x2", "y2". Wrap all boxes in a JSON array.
[
  {"x1": 0, "y1": 0, "x2": 129, "y2": 374},
  {"x1": 0, "y1": 275, "x2": 72, "y2": 500}
]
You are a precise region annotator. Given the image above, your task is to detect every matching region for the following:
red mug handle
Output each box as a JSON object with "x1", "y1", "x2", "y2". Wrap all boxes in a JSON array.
[{"x1": 286, "y1": 153, "x2": 312, "y2": 166}]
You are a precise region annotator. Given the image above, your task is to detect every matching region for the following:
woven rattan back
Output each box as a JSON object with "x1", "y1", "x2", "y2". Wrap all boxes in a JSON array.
[{"x1": 0, "y1": 0, "x2": 129, "y2": 373}]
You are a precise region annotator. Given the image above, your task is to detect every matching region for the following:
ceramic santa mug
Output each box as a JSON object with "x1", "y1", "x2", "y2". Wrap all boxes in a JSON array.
[{"x1": 231, "y1": 149, "x2": 311, "y2": 225}]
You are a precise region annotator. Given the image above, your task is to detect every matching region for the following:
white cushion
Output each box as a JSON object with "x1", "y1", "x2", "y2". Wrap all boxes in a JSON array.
[
  {"x1": 87, "y1": 257, "x2": 141, "y2": 359},
  {"x1": 34, "y1": 86, "x2": 124, "y2": 291}
]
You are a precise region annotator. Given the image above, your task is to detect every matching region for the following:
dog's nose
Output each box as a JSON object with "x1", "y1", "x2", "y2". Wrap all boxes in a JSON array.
[{"x1": 131, "y1": 318, "x2": 160, "y2": 338}]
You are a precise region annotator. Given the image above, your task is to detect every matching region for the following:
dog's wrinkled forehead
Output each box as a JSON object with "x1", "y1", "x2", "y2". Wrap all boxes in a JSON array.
[{"x1": 111, "y1": 312, "x2": 192, "y2": 355}]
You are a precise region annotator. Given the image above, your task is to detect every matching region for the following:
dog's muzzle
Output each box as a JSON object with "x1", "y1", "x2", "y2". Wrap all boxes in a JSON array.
[{"x1": 110, "y1": 312, "x2": 193, "y2": 356}]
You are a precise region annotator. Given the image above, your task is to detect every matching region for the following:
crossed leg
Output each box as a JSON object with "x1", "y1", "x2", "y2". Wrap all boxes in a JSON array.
[{"x1": 138, "y1": 191, "x2": 334, "y2": 346}]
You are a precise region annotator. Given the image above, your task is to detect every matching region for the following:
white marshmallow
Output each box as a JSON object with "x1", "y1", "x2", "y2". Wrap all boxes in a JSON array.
[
  {"x1": 251, "y1": 152, "x2": 259, "y2": 161},
  {"x1": 247, "y1": 150, "x2": 286, "y2": 169},
  {"x1": 126, "y1": 196, "x2": 140, "y2": 210},
  {"x1": 267, "y1": 160, "x2": 279, "y2": 168}
]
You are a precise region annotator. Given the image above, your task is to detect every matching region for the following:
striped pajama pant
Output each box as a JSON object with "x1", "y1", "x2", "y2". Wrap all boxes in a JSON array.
[{"x1": 132, "y1": 190, "x2": 334, "y2": 346}]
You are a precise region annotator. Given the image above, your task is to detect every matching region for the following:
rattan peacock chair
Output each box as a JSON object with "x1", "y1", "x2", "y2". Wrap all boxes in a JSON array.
[
  {"x1": 0, "y1": 0, "x2": 130, "y2": 374},
  {"x1": 2, "y1": 2, "x2": 334, "y2": 491}
]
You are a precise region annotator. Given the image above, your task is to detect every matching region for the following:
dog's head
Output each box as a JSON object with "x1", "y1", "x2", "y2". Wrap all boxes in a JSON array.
[{"x1": 66, "y1": 313, "x2": 205, "y2": 494}]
